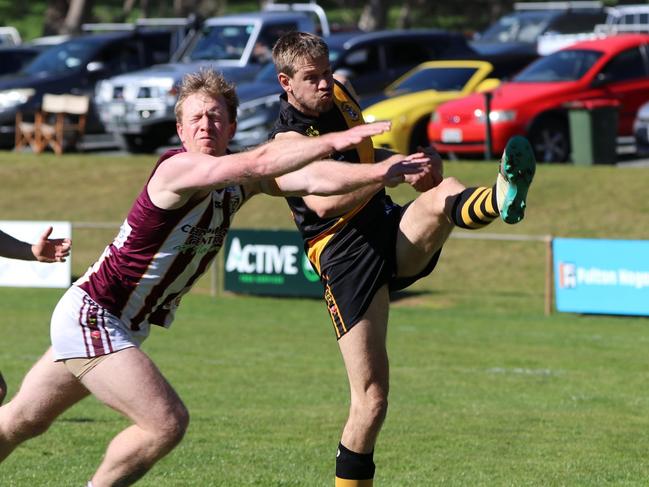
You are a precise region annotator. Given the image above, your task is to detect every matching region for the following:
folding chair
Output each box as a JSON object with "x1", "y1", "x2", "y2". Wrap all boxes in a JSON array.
[
  {"x1": 15, "y1": 109, "x2": 41, "y2": 152},
  {"x1": 38, "y1": 93, "x2": 89, "y2": 155}
]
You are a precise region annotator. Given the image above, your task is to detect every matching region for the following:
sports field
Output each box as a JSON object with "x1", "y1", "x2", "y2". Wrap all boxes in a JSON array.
[{"x1": 1, "y1": 152, "x2": 648, "y2": 485}]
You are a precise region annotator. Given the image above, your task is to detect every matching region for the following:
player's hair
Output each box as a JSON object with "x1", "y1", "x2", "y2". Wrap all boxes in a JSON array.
[
  {"x1": 174, "y1": 67, "x2": 239, "y2": 123},
  {"x1": 272, "y1": 31, "x2": 329, "y2": 77}
]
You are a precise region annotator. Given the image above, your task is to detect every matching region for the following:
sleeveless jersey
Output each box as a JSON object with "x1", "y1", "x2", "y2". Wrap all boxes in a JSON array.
[
  {"x1": 75, "y1": 148, "x2": 246, "y2": 330},
  {"x1": 269, "y1": 81, "x2": 390, "y2": 272}
]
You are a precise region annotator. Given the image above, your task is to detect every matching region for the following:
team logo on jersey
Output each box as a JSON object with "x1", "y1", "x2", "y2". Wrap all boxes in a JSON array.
[
  {"x1": 306, "y1": 125, "x2": 320, "y2": 137},
  {"x1": 341, "y1": 102, "x2": 359, "y2": 121}
]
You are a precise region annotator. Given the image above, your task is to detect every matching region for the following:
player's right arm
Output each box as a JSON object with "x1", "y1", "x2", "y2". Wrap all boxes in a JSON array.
[
  {"x1": 271, "y1": 131, "x2": 431, "y2": 218},
  {"x1": 148, "y1": 121, "x2": 390, "y2": 210}
]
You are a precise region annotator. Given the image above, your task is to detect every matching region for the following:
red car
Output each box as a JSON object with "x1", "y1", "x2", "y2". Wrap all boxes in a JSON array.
[{"x1": 428, "y1": 34, "x2": 649, "y2": 162}]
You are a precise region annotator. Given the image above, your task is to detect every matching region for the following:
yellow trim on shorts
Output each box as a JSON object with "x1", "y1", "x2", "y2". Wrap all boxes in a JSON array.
[{"x1": 335, "y1": 478, "x2": 373, "y2": 487}]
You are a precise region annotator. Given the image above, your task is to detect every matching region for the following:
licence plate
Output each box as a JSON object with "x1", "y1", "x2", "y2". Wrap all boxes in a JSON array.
[{"x1": 441, "y1": 128, "x2": 462, "y2": 143}]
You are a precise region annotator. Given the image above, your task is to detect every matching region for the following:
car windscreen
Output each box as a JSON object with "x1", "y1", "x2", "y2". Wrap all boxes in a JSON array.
[
  {"x1": 513, "y1": 48, "x2": 602, "y2": 82},
  {"x1": 23, "y1": 39, "x2": 99, "y2": 75},
  {"x1": 479, "y1": 12, "x2": 553, "y2": 43},
  {"x1": 390, "y1": 67, "x2": 480, "y2": 93},
  {"x1": 188, "y1": 24, "x2": 254, "y2": 61}
]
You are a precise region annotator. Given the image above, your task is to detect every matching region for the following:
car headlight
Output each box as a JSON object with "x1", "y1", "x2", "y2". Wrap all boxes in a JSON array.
[
  {"x1": 474, "y1": 109, "x2": 516, "y2": 124},
  {"x1": 364, "y1": 113, "x2": 376, "y2": 123},
  {"x1": 0, "y1": 88, "x2": 35, "y2": 110}
]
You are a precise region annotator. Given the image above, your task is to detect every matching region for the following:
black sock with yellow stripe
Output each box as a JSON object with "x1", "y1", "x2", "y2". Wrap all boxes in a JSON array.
[
  {"x1": 335, "y1": 443, "x2": 374, "y2": 486},
  {"x1": 450, "y1": 185, "x2": 499, "y2": 229}
]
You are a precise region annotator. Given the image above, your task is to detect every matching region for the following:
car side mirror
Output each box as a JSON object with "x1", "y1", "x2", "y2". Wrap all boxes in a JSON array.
[
  {"x1": 87, "y1": 61, "x2": 106, "y2": 74},
  {"x1": 591, "y1": 72, "x2": 611, "y2": 88}
]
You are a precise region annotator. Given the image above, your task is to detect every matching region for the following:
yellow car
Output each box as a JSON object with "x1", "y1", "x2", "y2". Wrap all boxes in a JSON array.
[{"x1": 362, "y1": 60, "x2": 499, "y2": 154}]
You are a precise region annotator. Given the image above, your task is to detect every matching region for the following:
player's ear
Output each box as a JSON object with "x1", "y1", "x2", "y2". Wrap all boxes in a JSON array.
[
  {"x1": 278, "y1": 72, "x2": 291, "y2": 93},
  {"x1": 176, "y1": 122, "x2": 184, "y2": 143}
]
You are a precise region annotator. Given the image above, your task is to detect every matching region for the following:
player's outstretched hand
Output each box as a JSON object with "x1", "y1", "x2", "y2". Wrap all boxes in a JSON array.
[
  {"x1": 329, "y1": 121, "x2": 391, "y2": 152},
  {"x1": 378, "y1": 153, "x2": 428, "y2": 188},
  {"x1": 32, "y1": 226, "x2": 72, "y2": 263},
  {"x1": 404, "y1": 146, "x2": 444, "y2": 192}
]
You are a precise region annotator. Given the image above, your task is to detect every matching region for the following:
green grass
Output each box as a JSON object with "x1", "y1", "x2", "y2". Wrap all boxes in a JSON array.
[{"x1": 1, "y1": 151, "x2": 649, "y2": 485}]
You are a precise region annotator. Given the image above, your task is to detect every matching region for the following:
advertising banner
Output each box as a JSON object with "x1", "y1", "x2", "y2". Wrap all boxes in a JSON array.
[
  {"x1": 0, "y1": 221, "x2": 72, "y2": 288},
  {"x1": 554, "y1": 238, "x2": 649, "y2": 316},
  {"x1": 224, "y1": 229, "x2": 322, "y2": 297}
]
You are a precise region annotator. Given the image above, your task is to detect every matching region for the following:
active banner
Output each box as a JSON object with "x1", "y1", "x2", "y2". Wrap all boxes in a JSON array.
[
  {"x1": 553, "y1": 238, "x2": 649, "y2": 316},
  {"x1": 223, "y1": 229, "x2": 322, "y2": 297}
]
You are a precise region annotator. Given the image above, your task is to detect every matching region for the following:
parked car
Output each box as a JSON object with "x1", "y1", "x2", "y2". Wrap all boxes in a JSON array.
[
  {"x1": 231, "y1": 29, "x2": 480, "y2": 151},
  {"x1": 633, "y1": 100, "x2": 649, "y2": 156},
  {"x1": 471, "y1": 1, "x2": 608, "y2": 77},
  {"x1": 537, "y1": 4, "x2": 649, "y2": 55},
  {"x1": 0, "y1": 28, "x2": 184, "y2": 148},
  {"x1": 327, "y1": 29, "x2": 477, "y2": 98},
  {"x1": 361, "y1": 60, "x2": 499, "y2": 154},
  {"x1": 428, "y1": 34, "x2": 649, "y2": 163},
  {"x1": 95, "y1": 4, "x2": 329, "y2": 153}
]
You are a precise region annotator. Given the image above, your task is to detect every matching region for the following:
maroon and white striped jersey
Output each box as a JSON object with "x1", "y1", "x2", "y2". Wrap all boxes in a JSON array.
[{"x1": 75, "y1": 149, "x2": 247, "y2": 330}]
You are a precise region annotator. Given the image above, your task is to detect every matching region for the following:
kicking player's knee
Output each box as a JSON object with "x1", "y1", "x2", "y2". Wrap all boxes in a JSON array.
[{"x1": 421, "y1": 177, "x2": 463, "y2": 214}]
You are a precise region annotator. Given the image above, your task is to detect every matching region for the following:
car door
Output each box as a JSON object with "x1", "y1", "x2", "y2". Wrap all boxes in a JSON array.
[{"x1": 594, "y1": 44, "x2": 649, "y2": 134}]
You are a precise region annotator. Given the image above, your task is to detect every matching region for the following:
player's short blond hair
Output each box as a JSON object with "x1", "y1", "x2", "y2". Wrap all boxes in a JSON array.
[
  {"x1": 174, "y1": 67, "x2": 239, "y2": 123},
  {"x1": 272, "y1": 31, "x2": 329, "y2": 77}
]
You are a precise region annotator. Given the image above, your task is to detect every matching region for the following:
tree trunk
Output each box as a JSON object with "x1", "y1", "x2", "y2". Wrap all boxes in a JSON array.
[
  {"x1": 43, "y1": 0, "x2": 69, "y2": 35},
  {"x1": 396, "y1": 1, "x2": 412, "y2": 29},
  {"x1": 62, "y1": 0, "x2": 91, "y2": 35},
  {"x1": 358, "y1": 0, "x2": 389, "y2": 31}
]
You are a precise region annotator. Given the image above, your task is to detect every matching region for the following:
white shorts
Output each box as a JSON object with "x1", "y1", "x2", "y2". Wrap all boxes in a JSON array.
[{"x1": 50, "y1": 286, "x2": 150, "y2": 361}]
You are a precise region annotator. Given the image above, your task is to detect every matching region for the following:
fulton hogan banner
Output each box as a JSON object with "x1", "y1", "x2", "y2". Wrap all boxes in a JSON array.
[
  {"x1": 553, "y1": 238, "x2": 649, "y2": 316},
  {"x1": 224, "y1": 229, "x2": 322, "y2": 297}
]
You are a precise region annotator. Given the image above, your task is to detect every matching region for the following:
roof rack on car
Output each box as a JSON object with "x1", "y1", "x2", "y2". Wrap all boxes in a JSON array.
[
  {"x1": 514, "y1": 1, "x2": 602, "y2": 11},
  {"x1": 81, "y1": 18, "x2": 193, "y2": 33},
  {"x1": 81, "y1": 23, "x2": 135, "y2": 32},
  {"x1": 263, "y1": 1, "x2": 330, "y2": 36}
]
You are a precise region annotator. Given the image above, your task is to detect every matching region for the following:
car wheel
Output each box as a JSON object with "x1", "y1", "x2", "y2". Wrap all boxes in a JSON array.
[
  {"x1": 528, "y1": 117, "x2": 570, "y2": 163},
  {"x1": 408, "y1": 117, "x2": 432, "y2": 153}
]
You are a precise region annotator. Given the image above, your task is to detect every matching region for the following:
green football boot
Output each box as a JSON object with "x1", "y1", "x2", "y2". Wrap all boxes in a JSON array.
[{"x1": 496, "y1": 135, "x2": 536, "y2": 224}]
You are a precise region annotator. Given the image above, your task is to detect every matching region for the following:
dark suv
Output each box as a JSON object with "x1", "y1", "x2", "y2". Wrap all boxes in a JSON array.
[
  {"x1": 231, "y1": 29, "x2": 478, "y2": 150},
  {"x1": 0, "y1": 29, "x2": 179, "y2": 147}
]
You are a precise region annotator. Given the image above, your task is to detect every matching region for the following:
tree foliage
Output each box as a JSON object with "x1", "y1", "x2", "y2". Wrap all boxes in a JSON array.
[{"x1": 1, "y1": 0, "x2": 522, "y2": 40}]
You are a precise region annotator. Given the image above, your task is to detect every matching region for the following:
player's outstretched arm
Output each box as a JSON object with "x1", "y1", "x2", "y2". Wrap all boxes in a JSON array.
[
  {"x1": 149, "y1": 121, "x2": 391, "y2": 207},
  {"x1": 0, "y1": 227, "x2": 71, "y2": 263},
  {"x1": 267, "y1": 154, "x2": 426, "y2": 197}
]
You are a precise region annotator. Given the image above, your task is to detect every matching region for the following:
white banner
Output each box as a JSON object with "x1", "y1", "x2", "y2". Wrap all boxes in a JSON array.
[{"x1": 0, "y1": 221, "x2": 72, "y2": 288}]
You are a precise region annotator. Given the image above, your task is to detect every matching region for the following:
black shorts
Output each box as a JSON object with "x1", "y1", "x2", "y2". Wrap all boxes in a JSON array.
[{"x1": 318, "y1": 201, "x2": 441, "y2": 339}]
